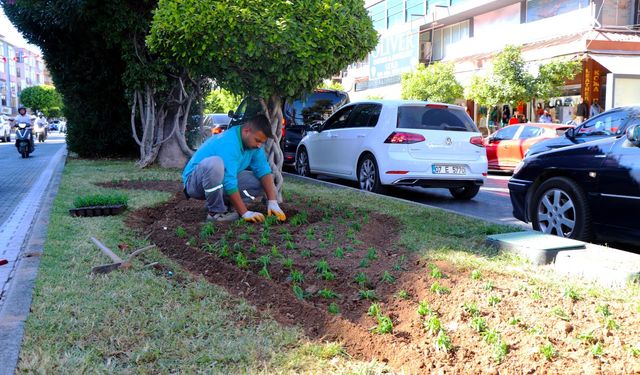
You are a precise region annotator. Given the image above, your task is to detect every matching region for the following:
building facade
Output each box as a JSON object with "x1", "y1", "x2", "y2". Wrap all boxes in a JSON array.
[
  {"x1": 0, "y1": 33, "x2": 47, "y2": 115},
  {"x1": 343, "y1": 0, "x2": 640, "y2": 127}
]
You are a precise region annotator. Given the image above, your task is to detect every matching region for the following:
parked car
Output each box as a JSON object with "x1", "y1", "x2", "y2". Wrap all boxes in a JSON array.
[
  {"x1": 508, "y1": 125, "x2": 640, "y2": 246},
  {"x1": 0, "y1": 115, "x2": 10, "y2": 142},
  {"x1": 484, "y1": 123, "x2": 573, "y2": 171},
  {"x1": 296, "y1": 100, "x2": 487, "y2": 199},
  {"x1": 229, "y1": 89, "x2": 349, "y2": 165},
  {"x1": 526, "y1": 105, "x2": 640, "y2": 157},
  {"x1": 203, "y1": 113, "x2": 232, "y2": 136}
]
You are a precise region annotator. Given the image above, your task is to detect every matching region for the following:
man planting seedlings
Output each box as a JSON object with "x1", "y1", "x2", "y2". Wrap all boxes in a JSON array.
[{"x1": 182, "y1": 114, "x2": 286, "y2": 223}]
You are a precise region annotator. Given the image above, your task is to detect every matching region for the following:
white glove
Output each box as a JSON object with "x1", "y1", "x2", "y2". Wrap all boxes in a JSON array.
[
  {"x1": 242, "y1": 210, "x2": 265, "y2": 223},
  {"x1": 267, "y1": 200, "x2": 286, "y2": 221}
]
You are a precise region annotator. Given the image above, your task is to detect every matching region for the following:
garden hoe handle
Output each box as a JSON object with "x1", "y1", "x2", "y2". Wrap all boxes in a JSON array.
[{"x1": 90, "y1": 237, "x2": 124, "y2": 263}]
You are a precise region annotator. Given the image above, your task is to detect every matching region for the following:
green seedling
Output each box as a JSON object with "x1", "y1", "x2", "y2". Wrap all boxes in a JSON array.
[
  {"x1": 248, "y1": 244, "x2": 257, "y2": 254},
  {"x1": 462, "y1": 302, "x2": 480, "y2": 317},
  {"x1": 175, "y1": 226, "x2": 187, "y2": 238},
  {"x1": 528, "y1": 325, "x2": 545, "y2": 336},
  {"x1": 470, "y1": 316, "x2": 488, "y2": 333},
  {"x1": 551, "y1": 307, "x2": 570, "y2": 321},
  {"x1": 596, "y1": 304, "x2": 612, "y2": 317},
  {"x1": 344, "y1": 210, "x2": 355, "y2": 219},
  {"x1": 300, "y1": 250, "x2": 312, "y2": 257},
  {"x1": 235, "y1": 252, "x2": 249, "y2": 269},
  {"x1": 508, "y1": 316, "x2": 521, "y2": 326},
  {"x1": 346, "y1": 228, "x2": 356, "y2": 241},
  {"x1": 259, "y1": 236, "x2": 270, "y2": 246},
  {"x1": 318, "y1": 288, "x2": 338, "y2": 299},
  {"x1": 359, "y1": 259, "x2": 370, "y2": 268},
  {"x1": 263, "y1": 215, "x2": 278, "y2": 226},
  {"x1": 628, "y1": 345, "x2": 640, "y2": 357},
  {"x1": 539, "y1": 342, "x2": 557, "y2": 361},
  {"x1": 354, "y1": 272, "x2": 368, "y2": 287},
  {"x1": 290, "y1": 212, "x2": 309, "y2": 226},
  {"x1": 257, "y1": 255, "x2": 271, "y2": 268},
  {"x1": 202, "y1": 243, "x2": 215, "y2": 254},
  {"x1": 352, "y1": 239, "x2": 364, "y2": 246},
  {"x1": 482, "y1": 281, "x2": 494, "y2": 291},
  {"x1": 73, "y1": 193, "x2": 128, "y2": 208},
  {"x1": 487, "y1": 295, "x2": 501, "y2": 306},
  {"x1": 604, "y1": 317, "x2": 619, "y2": 330},
  {"x1": 281, "y1": 258, "x2": 294, "y2": 269},
  {"x1": 318, "y1": 241, "x2": 327, "y2": 249},
  {"x1": 233, "y1": 243, "x2": 243, "y2": 252},
  {"x1": 239, "y1": 233, "x2": 250, "y2": 242},
  {"x1": 334, "y1": 247, "x2": 344, "y2": 259},
  {"x1": 396, "y1": 290, "x2": 410, "y2": 299},
  {"x1": 470, "y1": 269, "x2": 482, "y2": 280},
  {"x1": 372, "y1": 315, "x2": 393, "y2": 334},
  {"x1": 434, "y1": 330, "x2": 453, "y2": 353},
  {"x1": 367, "y1": 302, "x2": 381, "y2": 317},
  {"x1": 305, "y1": 227, "x2": 316, "y2": 240},
  {"x1": 290, "y1": 269, "x2": 304, "y2": 284},
  {"x1": 424, "y1": 315, "x2": 442, "y2": 335},
  {"x1": 282, "y1": 232, "x2": 294, "y2": 242},
  {"x1": 258, "y1": 266, "x2": 270, "y2": 280},
  {"x1": 185, "y1": 236, "x2": 196, "y2": 246},
  {"x1": 358, "y1": 290, "x2": 376, "y2": 300},
  {"x1": 270, "y1": 245, "x2": 281, "y2": 258},
  {"x1": 428, "y1": 263, "x2": 444, "y2": 279},
  {"x1": 366, "y1": 248, "x2": 378, "y2": 261},
  {"x1": 417, "y1": 300, "x2": 433, "y2": 317},
  {"x1": 245, "y1": 226, "x2": 255, "y2": 234},
  {"x1": 590, "y1": 342, "x2": 604, "y2": 357},
  {"x1": 218, "y1": 244, "x2": 230, "y2": 258},
  {"x1": 577, "y1": 330, "x2": 597, "y2": 345},
  {"x1": 285, "y1": 241, "x2": 296, "y2": 250},
  {"x1": 381, "y1": 271, "x2": 395, "y2": 284},
  {"x1": 328, "y1": 302, "x2": 340, "y2": 315},
  {"x1": 563, "y1": 287, "x2": 581, "y2": 302},
  {"x1": 321, "y1": 271, "x2": 336, "y2": 281},
  {"x1": 430, "y1": 282, "x2": 451, "y2": 295},
  {"x1": 200, "y1": 222, "x2": 216, "y2": 238},
  {"x1": 325, "y1": 232, "x2": 336, "y2": 243},
  {"x1": 493, "y1": 341, "x2": 508, "y2": 364},
  {"x1": 482, "y1": 328, "x2": 500, "y2": 345},
  {"x1": 344, "y1": 245, "x2": 356, "y2": 252},
  {"x1": 292, "y1": 284, "x2": 305, "y2": 300},
  {"x1": 315, "y1": 259, "x2": 330, "y2": 274},
  {"x1": 350, "y1": 222, "x2": 362, "y2": 232}
]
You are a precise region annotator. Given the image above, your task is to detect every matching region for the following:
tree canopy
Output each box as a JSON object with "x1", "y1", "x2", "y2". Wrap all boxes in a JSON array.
[
  {"x1": 205, "y1": 88, "x2": 241, "y2": 114},
  {"x1": 19, "y1": 85, "x2": 64, "y2": 117},
  {"x1": 401, "y1": 62, "x2": 463, "y2": 104}
]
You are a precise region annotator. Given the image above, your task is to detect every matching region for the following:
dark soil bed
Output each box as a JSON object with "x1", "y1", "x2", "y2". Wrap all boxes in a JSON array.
[{"x1": 110, "y1": 180, "x2": 640, "y2": 374}]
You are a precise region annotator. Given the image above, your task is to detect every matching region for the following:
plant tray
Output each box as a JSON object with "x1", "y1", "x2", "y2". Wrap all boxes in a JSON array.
[{"x1": 69, "y1": 204, "x2": 127, "y2": 217}]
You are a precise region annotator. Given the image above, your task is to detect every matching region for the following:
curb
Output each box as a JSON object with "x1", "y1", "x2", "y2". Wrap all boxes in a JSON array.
[{"x1": 0, "y1": 147, "x2": 67, "y2": 375}]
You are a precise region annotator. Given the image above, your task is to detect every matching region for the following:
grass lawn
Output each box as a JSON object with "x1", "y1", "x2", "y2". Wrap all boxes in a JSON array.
[{"x1": 17, "y1": 159, "x2": 640, "y2": 373}]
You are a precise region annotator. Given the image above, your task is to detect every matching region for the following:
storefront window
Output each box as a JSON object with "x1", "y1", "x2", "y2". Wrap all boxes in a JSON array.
[
  {"x1": 432, "y1": 20, "x2": 470, "y2": 61},
  {"x1": 369, "y1": 2, "x2": 386, "y2": 31},
  {"x1": 526, "y1": 0, "x2": 590, "y2": 23}
]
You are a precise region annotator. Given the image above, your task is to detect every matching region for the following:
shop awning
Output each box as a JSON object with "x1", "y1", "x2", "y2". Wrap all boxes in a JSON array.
[{"x1": 589, "y1": 55, "x2": 640, "y2": 75}]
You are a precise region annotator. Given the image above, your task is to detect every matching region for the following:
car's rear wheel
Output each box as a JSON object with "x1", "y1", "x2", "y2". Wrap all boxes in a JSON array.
[
  {"x1": 296, "y1": 148, "x2": 315, "y2": 178},
  {"x1": 358, "y1": 154, "x2": 385, "y2": 194},
  {"x1": 531, "y1": 177, "x2": 592, "y2": 241},
  {"x1": 449, "y1": 185, "x2": 480, "y2": 200}
]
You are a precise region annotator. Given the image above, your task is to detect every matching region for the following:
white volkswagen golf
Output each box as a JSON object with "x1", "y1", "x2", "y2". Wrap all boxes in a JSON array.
[{"x1": 296, "y1": 100, "x2": 488, "y2": 199}]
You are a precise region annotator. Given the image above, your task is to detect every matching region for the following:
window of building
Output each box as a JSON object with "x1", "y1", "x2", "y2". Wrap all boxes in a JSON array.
[
  {"x1": 526, "y1": 0, "x2": 590, "y2": 23},
  {"x1": 431, "y1": 20, "x2": 470, "y2": 61},
  {"x1": 369, "y1": 2, "x2": 386, "y2": 31},
  {"x1": 600, "y1": 0, "x2": 634, "y2": 26},
  {"x1": 406, "y1": 0, "x2": 425, "y2": 21},
  {"x1": 387, "y1": 0, "x2": 404, "y2": 28},
  {"x1": 427, "y1": 0, "x2": 449, "y2": 16}
]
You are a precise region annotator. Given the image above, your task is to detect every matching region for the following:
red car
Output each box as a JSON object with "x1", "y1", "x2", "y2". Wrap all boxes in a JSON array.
[{"x1": 484, "y1": 123, "x2": 573, "y2": 171}]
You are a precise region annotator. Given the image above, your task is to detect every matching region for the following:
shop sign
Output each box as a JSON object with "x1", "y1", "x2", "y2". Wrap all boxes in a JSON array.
[{"x1": 369, "y1": 29, "x2": 419, "y2": 80}]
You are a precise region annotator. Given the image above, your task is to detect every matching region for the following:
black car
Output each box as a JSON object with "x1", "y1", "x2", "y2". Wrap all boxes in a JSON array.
[
  {"x1": 526, "y1": 105, "x2": 640, "y2": 157},
  {"x1": 229, "y1": 89, "x2": 349, "y2": 165},
  {"x1": 508, "y1": 125, "x2": 640, "y2": 246}
]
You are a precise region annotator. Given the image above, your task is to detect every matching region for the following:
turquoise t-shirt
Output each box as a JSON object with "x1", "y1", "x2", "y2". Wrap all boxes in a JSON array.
[{"x1": 182, "y1": 126, "x2": 272, "y2": 195}]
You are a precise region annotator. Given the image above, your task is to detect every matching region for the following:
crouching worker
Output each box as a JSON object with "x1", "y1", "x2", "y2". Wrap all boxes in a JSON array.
[{"x1": 182, "y1": 114, "x2": 286, "y2": 223}]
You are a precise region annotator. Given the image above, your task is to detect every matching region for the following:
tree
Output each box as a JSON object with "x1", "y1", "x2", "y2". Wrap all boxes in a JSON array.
[
  {"x1": 401, "y1": 62, "x2": 463, "y2": 104},
  {"x1": 318, "y1": 80, "x2": 345, "y2": 92},
  {"x1": 465, "y1": 45, "x2": 581, "y2": 109},
  {"x1": 19, "y1": 85, "x2": 64, "y2": 117},
  {"x1": 205, "y1": 88, "x2": 241, "y2": 114},
  {"x1": 148, "y1": 0, "x2": 378, "y2": 198}
]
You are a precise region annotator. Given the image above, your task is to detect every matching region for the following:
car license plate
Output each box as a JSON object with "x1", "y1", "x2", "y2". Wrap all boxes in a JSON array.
[{"x1": 432, "y1": 164, "x2": 466, "y2": 175}]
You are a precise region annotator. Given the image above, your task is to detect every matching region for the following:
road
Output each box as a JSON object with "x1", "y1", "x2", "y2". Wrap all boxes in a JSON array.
[{"x1": 284, "y1": 167, "x2": 529, "y2": 229}]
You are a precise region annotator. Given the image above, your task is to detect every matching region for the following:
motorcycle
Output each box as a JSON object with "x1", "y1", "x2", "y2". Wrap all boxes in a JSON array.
[
  {"x1": 34, "y1": 122, "x2": 47, "y2": 142},
  {"x1": 15, "y1": 122, "x2": 34, "y2": 158}
]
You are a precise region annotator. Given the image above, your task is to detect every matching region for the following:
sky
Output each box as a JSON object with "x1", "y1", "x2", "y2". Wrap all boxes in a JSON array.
[{"x1": 0, "y1": 7, "x2": 41, "y2": 53}]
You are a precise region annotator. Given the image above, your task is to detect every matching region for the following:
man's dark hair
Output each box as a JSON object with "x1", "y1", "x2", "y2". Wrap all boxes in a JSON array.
[{"x1": 245, "y1": 114, "x2": 273, "y2": 139}]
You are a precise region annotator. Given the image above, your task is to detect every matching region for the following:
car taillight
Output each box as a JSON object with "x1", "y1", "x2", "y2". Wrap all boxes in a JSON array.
[
  {"x1": 282, "y1": 118, "x2": 285, "y2": 138},
  {"x1": 426, "y1": 104, "x2": 448, "y2": 109},
  {"x1": 470, "y1": 136, "x2": 484, "y2": 147},
  {"x1": 384, "y1": 132, "x2": 425, "y2": 144},
  {"x1": 212, "y1": 127, "x2": 224, "y2": 135}
]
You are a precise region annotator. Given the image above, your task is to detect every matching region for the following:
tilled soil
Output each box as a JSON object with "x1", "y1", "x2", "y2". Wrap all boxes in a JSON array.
[{"x1": 113, "y1": 180, "x2": 640, "y2": 374}]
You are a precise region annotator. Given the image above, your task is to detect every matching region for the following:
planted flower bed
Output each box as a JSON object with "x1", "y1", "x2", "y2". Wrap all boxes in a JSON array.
[
  {"x1": 115, "y1": 180, "x2": 640, "y2": 373},
  {"x1": 69, "y1": 193, "x2": 128, "y2": 217}
]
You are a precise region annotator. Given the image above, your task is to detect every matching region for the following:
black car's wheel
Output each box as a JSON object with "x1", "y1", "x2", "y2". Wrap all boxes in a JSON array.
[
  {"x1": 530, "y1": 177, "x2": 592, "y2": 241},
  {"x1": 449, "y1": 185, "x2": 480, "y2": 200},
  {"x1": 358, "y1": 154, "x2": 385, "y2": 193},
  {"x1": 296, "y1": 148, "x2": 315, "y2": 178}
]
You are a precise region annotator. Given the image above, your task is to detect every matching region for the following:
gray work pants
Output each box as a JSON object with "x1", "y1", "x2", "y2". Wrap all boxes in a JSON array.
[{"x1": 185, "y1": 156, "x2": 263, "y2": 213}]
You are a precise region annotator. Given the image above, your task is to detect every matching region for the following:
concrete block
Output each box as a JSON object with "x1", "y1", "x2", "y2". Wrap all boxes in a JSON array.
[{"x1": 486, "y1": 231, "x2": 586, "y2": 265}]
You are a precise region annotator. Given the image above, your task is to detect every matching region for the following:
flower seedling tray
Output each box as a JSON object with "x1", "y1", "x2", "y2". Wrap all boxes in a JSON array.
[{"x1": 69, "y1": 204, "x2": 127, "y2": 217}]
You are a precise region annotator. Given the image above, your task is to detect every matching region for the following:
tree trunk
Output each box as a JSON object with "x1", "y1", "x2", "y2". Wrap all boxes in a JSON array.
[{"x1": 260, "y1": 95, "x2": 284, "y2": 202}]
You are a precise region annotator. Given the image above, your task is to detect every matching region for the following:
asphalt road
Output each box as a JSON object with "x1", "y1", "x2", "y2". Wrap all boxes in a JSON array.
[{"x1": 284, "y1": 167, "x2": 529, "y2": 229}]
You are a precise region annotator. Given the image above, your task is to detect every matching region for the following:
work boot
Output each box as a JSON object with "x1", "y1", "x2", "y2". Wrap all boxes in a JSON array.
[{"x1": 207, "y1": 210, "x2": 240, "y2": 222}]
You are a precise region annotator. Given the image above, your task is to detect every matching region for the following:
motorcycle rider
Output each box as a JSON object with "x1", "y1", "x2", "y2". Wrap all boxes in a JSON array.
[
  {"x1": 14, "y1": 106, "x2": 35, "y2": 152},
  {"x1": 35, "y1": 113, "x2": 48, "y2": 142}
]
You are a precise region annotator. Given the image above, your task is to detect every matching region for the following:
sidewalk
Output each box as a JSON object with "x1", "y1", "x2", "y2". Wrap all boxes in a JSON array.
[{"x1": 0, "y1": 146, "x2": 67, "y2": 375}]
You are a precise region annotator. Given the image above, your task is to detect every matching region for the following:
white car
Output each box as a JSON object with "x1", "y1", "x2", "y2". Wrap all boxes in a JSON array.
[
  {"x1": 296, "y1": 100, "x2": 488, "y2": 199},
  {"x1": 0, "y1": 115, "x2": 10, "y2": 142}
]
